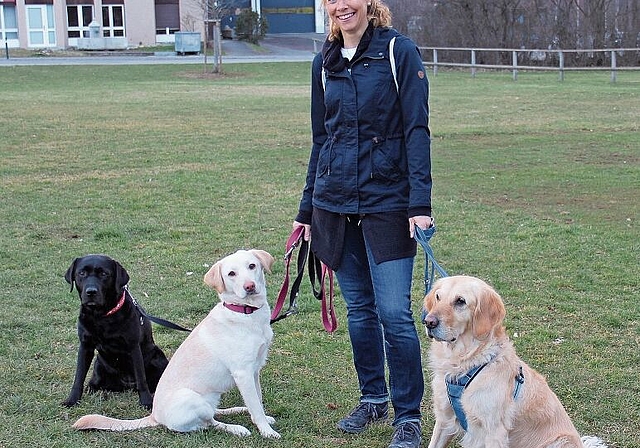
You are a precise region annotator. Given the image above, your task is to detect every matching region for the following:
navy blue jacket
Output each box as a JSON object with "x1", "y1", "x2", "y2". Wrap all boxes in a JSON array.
[
  {"x1": 297, "y1": 26, "x2": 432, "y2": 223},
  {"x1": 296, "y1": 25, "x2": 432, "y2": 269}
]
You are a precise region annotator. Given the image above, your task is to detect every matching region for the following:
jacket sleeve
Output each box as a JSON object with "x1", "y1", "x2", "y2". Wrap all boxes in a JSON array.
[
  {"x1": 394, "y1": 37, "x2": 432, "y2": 218},
  {"x1": 296, "y1": 52, "x2": 327, "y2": 224}
]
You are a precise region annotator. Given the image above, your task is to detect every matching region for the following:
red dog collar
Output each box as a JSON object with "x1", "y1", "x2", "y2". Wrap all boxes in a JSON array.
[
  {"x1": 223, "y1": 302, "x2": 260, "y2": 314},
  {"x1": 105, "y1": 291, "x2": 126, "y2": 317}
]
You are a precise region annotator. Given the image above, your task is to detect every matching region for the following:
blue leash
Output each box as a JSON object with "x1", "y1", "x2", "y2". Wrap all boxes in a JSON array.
[{"x1": 414, "y1": 225, "x2": 448, "y2": 293}]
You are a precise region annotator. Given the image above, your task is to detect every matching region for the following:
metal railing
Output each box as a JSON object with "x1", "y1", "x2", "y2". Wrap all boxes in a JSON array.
[{"x1": 418, "y1": 47, "x2": 640, "y2": 82}]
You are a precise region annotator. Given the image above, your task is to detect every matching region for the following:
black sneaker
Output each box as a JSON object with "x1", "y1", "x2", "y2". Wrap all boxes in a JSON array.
[
  {"x1": 388, "y1": 421, "x2": 421, "y2": 448},
  {"x1": 336, "y1": 401, "x2": 389, "y2": 434}
]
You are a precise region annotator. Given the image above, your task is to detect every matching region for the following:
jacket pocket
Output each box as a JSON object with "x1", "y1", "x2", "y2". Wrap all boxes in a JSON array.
[
  {"x1": 371, "y1": 136, "x2": 404, "y2": 183},
  {"x1": 316, "y1": 136, "x2": 337, "y2": 178}
]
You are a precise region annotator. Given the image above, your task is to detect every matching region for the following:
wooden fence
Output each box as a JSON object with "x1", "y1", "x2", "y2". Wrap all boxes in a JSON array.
[{"x1": 418, "y1": 47, "x2": 640, "y2": 82}]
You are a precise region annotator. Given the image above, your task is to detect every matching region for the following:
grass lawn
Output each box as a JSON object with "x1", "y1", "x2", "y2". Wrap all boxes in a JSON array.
[{"x1": 0, "y1": 62, "x2": 638, "y2": 447}]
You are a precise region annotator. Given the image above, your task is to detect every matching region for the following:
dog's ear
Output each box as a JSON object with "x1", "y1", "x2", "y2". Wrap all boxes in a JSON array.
[
  {"x1": 472, "y1": 285, "x2": 506, "y2": 339},
  {"x1": 250, "y1": 250, "x2": 275, "y2": 274},
  {"x1": 113, "y1": 259, "x2": 130, "y2": 291},
  {"x1": 64, "y1": 258, "x2": 80, "y2": 292},
  {"x1": 423, "y1": 278, "x2": 443, "y2": 312},
  {"x1": 204, "y1": 262, "x2": 225, "y2": 294},
  {"x1": 424, "y1": 289, "x2": 436, "y2": 313}
]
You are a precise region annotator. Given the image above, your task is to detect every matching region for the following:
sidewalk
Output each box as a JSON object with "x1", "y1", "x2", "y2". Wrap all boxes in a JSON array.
[{"x1": 226, "y1": 33, "x2": 324, "y2": 57}]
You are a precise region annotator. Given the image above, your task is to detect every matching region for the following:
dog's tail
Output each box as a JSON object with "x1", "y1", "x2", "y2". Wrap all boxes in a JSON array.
[
  {"x1": 581, "y1": 436, "x2": 608, "y2": 448},
  {"x1": 73, "y1": 414, "x2": 158, "y2": 431}
]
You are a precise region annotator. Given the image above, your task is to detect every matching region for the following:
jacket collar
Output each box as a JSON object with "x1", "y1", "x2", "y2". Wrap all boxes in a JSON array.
[{"x1": 322, "y1": 23, "x2": 397, "y2": 73}]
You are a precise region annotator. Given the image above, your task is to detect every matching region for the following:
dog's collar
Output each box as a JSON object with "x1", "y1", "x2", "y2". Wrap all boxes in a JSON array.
[
  {"x1": 223, "y1": 302, "x2": 261, "y2": 314},
  {"x1": 105, "y1": 291, "x2": 126, "y2": 317}
]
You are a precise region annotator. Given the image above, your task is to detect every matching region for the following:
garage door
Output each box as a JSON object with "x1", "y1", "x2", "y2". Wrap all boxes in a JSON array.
[{"x1": 261, "y1": 0, "x2": 314, "y2": 33}]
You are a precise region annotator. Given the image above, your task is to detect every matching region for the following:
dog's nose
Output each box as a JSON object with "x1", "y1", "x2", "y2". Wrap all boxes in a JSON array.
[
  {"x1": 424, "y1": 313, "x2": 439, "y2": 329},
  {"x1": 244, "y1": 281, "x2": 256, "y2": 294},
  {"x1": 85, "y1": 286, "x2": 98, "y2": 297}
]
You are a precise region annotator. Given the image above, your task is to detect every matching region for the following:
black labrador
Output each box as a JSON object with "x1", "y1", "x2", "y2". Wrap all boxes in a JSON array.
[{"x1": 63, "y1": 254, "x2": 169, "y2": 409}]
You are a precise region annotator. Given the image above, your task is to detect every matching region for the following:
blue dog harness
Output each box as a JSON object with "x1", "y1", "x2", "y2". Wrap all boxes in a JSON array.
[{"x1": 446, "y1": 362, "x2": 525, "y2": 431}]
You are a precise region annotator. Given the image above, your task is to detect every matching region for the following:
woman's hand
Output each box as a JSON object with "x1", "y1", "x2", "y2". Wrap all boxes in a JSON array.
[
  {"x1": 408, "y1": 216, "x2": 433, "y2": 238},
  {"x1": 293, "y1": 221, "x2": 311, "y2": 241}
]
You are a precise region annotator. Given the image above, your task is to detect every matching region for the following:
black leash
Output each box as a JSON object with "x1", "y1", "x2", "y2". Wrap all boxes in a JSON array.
[
  {"x1": 125, "y1": 288, "x2": 191, "y2": 332},
  {"x1": 308, "y1": 251, "x2": 337, "y2": 332}
]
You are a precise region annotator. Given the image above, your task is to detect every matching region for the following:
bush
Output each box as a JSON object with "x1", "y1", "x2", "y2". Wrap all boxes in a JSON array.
[{"x1": 235, "y1": 9, "x2": 268, "y2": 44}]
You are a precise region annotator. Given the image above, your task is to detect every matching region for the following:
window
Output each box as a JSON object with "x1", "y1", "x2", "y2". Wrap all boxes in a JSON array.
[
  {"x1": 155, "y1": 0, "x2": 180, "y2": 37},
  {"x1": 0, "y1": 3, "x2": 19, "y2": 43},
  {"x1": 67, "y1": 5, "x2": 94, "y2": 40},
  {"x1": 102, "y1": 5, "x2": 125, "y2": 37}
]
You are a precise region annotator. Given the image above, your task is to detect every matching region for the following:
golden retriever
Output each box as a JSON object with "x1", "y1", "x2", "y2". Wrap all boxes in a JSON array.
[
  {"x1": 73, "y1": 249, "x2": 280, "y2": 438},
  {"x1": 422, "y1": 275, "x2": 607, "y2": 448}
]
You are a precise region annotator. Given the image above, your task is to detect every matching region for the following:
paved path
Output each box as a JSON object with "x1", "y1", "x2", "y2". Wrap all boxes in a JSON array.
[{"x1": 0, "y1": 34, "x2": 323, "y2": 66}]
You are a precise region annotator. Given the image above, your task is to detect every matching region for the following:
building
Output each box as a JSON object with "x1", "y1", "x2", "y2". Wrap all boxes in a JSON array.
[{"x1": 0, "y1": 0, "x2": 325, "y2": 50}]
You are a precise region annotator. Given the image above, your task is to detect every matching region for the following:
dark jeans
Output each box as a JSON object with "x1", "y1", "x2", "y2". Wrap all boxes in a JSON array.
[{"x1": 335, "y1": 218, "x2": 423, "y2": 425}]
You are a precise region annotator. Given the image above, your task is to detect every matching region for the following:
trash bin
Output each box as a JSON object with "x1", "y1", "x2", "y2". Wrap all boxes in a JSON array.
[{"x1": 175, "y1": 32, "x2": 201, "y2": 54}]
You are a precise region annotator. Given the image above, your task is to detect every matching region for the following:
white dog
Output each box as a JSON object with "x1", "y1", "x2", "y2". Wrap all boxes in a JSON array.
[{"x1": 73, "y1": 249, "x2": 280, "y2": 439}]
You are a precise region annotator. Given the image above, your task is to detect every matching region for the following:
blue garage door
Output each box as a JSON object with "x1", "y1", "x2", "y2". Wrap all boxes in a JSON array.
[{"x1": 262, "y1": 0, "x2": 314, "y2": 33}]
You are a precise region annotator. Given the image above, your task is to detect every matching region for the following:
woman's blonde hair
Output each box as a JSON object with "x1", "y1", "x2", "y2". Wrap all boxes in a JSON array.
[{"x1": 326, "y1": 0, "x2": 393, "y2": 41}]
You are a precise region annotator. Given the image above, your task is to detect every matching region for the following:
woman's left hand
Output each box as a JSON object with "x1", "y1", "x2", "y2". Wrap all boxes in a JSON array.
[{"x1": 408, "y1": 215, "x2": 434, "y2": 238}]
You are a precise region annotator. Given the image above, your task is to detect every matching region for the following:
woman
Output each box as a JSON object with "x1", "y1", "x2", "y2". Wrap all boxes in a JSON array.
[{"x1": 293, "y1": 0, "x2": 432, "y2": 447}]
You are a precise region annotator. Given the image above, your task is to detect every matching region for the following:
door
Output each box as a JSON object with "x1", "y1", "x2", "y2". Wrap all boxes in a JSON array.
[
  {"x1": 27, "y1": 4, "x2": 56, "y2": 48},
  {"x1": 261, "y1": 0, "x2": 315, "y2": 33}
]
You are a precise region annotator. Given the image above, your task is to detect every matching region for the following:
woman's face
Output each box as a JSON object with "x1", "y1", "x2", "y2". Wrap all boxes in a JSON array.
[{"x1": 326, "y1": 0, "x2": 370, "y2": 38}]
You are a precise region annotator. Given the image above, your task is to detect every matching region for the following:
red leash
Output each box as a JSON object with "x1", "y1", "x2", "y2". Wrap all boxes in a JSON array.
[
  {"x1": 271, "y1": 227, "x2": 338, "y2": 333},
  {"x1": 271, "y1": 226, "x2": 306, "y2": 324}
]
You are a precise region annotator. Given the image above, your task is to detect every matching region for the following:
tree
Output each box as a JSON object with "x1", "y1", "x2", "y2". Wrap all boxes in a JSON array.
[
  {"x1": 235, "y1": 9, "x2": 268, "y2": 44},
  {"x1": 386, "y1": 0, "x2": 638, "y2": 66}
]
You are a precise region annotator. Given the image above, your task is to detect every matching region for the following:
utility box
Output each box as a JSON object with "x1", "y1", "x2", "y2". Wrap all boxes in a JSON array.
[
  {"x1": 175, "y1": 32, "x2": 201, "y2": 54},
  {"x1": 88, "y1": 20, "x2": 101, "y2": 38}
]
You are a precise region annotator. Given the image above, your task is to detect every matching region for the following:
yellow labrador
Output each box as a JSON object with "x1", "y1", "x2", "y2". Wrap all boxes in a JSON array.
[
  {"x1": 422, "y1": 275, "x2": 607, "y2": 448},
  {"x1": 73, "y1": 249, "x2": 280, "y2": 439}
]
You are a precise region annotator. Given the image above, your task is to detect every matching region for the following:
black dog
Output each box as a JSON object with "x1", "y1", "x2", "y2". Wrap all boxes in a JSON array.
[{"x1": 63, "y1": 254, "x2": 169, "y2": 409}]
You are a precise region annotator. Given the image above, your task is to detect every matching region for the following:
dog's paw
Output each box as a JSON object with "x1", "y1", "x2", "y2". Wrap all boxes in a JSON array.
[
  {"x1": 259, "y1": 426, "x2": 281, "y2": 439},
  {"x1": 62, "y1": 394, "x2": 81, "y2": 407},
  {"x1": 139, "y1": 395, "x2": 153, "y2": 410},
  {"x1": 138, "y1": 399, "x2": 153, "y2": 410},
  {"x1": 228, "y1": 424, "x2": 252, "y2": 437},
  {"x1": 265, "y1": 415, "x2": 276, "y2": 425}
]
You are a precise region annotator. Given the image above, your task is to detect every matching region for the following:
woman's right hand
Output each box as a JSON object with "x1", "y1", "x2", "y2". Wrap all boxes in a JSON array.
[{"x1": 293, "y1": 221, "x2": 311, "y2": 241}]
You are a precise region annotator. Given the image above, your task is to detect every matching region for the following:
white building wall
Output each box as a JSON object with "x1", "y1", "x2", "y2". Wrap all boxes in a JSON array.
[
  {"x1": 125, "y1": 0, "x2": 157, "y2": 46},
  {"x1": 179, "y1": 0, "x2": 206, "y2": 38},
  {"x1": 314, "y1": 0, "x2": 325, "y2": 33}
]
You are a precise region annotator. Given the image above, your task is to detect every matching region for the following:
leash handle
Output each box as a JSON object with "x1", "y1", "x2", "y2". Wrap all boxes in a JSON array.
[
  {"x1": 414, "y1": 225, "x2": 448, "y2": 293},
  {"x1": 271, "y1": 227, "x2": 338, "y2": 332},
  {"x1": 271, "y1": 227, "x2": 306, "y2": 323}
]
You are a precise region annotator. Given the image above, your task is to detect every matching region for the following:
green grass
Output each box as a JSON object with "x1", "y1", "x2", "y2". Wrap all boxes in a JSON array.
[{"x1": 0, "y1": 63, "x2": 638, "y2": 447}]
